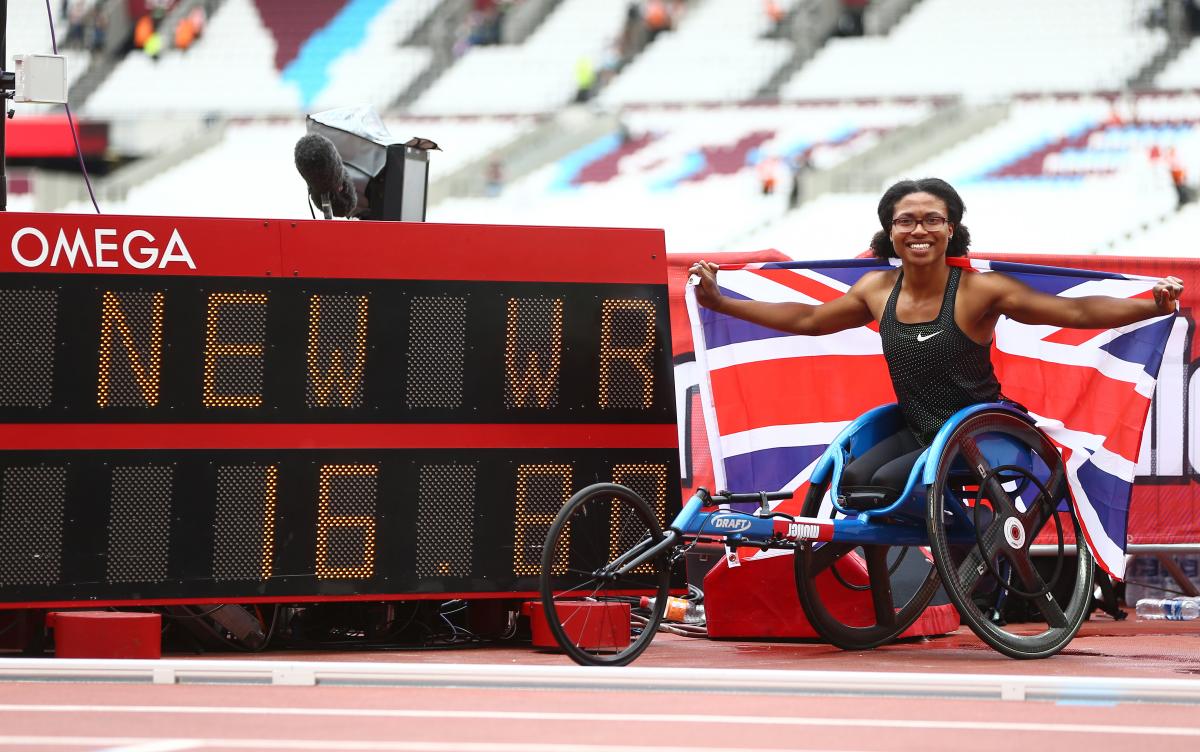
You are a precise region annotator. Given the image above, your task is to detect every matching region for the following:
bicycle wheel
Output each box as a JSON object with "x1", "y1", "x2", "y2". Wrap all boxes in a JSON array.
[
  {"x1": 539, "y1": 483, "x2": 671, "y2": 666},
  {"x1": 926, "y1": 409, "x2": 1093, "y2": 659},
  {"x1": 794, "y1": 472, "x2": 940, "y2": 650}
]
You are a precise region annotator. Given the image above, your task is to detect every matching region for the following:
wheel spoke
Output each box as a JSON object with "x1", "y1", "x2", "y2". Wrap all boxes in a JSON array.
[
  {"x1": 1008, "y1": 552, "x2": 1068, "y2": 627},
  {"x1": 953, "y1": 516, "x2": 1007, "y2": 593},
  {"x1": 807, "y1": 541, "x2": 858, "y2": 575},
  {"x1": 958, "y1": 436, "x2": 1020, "y2": 518},
  {"x1": 795, "y1": 475, "x2": 937, "y2": 651},
  {"x1": 864, "y1": 546, "x2": 897, "y2": 627},
  {"x1": 1019, "y1": 473, "x2": 1063, "y2": 535}
]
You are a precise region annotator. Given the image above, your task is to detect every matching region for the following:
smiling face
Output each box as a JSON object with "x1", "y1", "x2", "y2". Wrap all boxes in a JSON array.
[{"x1": 889, "y1": 192, "x2": 953, "y2": 266}]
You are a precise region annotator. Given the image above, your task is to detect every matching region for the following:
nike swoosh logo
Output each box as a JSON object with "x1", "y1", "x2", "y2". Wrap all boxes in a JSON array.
[{"x1": 916, "y1": 331, "x2": 943, "y2": 342}]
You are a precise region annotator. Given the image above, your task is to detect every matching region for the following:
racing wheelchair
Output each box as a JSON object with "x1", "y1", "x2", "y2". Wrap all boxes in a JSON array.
[{"x1": 538, "y1": 401, "x2": 1093, "y2": 665}]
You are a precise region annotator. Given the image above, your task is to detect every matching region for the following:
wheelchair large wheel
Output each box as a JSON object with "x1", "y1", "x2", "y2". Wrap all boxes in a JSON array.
[
  {"x1": 925, "y1": 410, "x2": 1094, "y2": 659},
  {"x1": 539, "y1": 483, "x2": 671, "y2": 666},
  {"x1": 794, "y1": 473, "x2": 940, "y2": 650}
]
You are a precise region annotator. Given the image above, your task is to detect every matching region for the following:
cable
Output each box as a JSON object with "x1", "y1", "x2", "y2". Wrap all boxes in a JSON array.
[
  {"x1": 0, "y1": 616, "x2": 19, "y2": 640},
  {"x1": 158, "y1": 604, "x2": 227, "y2": 620},
  {"x1": 43, "y1": 0, "x2": 101, "y2": 213}
]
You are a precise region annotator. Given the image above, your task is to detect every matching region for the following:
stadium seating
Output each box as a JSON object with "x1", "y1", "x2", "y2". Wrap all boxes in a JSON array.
[
  {"x1": 16, "y1": 0, "x2": 1196, "y2": 262},
  {"x1": 744, "y1": 93, "x2": 1199, "y2": 257},
  {"x1": 84, "y1": 0, "x2": 437, "y2": 116},
  {"x1": 598, "y1": 0, "x2": 800, "y2": 106},
  {"x1": 1157, "y1": 37, "x2": 1200, "y2": 89},
  {"x1": 411, "y1": 0, "x2": 630, "y2": 115},
  {"x1": 433, "y1": 100, "x2": 934, "y2": 251},
  {"x1": 781, "y1": 0, "x2": 1167, "y2": 100}
]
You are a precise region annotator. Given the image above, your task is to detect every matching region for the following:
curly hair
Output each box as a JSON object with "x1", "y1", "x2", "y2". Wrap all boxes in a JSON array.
[{"x1": 869, "y1": 178, "x2": 972, "y2": 260}]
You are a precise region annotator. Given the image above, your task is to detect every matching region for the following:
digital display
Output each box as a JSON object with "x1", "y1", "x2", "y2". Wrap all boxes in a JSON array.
[
  {"x1": 0, "y1": 450, "x2": 676, "y2": 601},
  {"x1": 0, "y1": 216, "x2": 678, "y2": 607},
  {"x1": 0, "y1": 276, "x2": 673, "y2": 423}
]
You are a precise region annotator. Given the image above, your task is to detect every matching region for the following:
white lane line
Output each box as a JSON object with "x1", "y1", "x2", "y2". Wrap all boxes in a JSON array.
[
  {"x1": 0, "y1": 705, "x2": 1197, "y2": 738},
  {"x1": 2, "y1": 660, "x2": 1198, "y2": 706},
  {"x1": 98, "y1": 741, "x2": 203, "y2": 752},
  {"x1": 0, "y1": 738, "x2": 856, "y2": 752}
]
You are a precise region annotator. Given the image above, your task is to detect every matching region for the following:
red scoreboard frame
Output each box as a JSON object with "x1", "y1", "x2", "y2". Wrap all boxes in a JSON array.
[{"x1": 0, "y1": 214, "x2": 679, "y2": 608}]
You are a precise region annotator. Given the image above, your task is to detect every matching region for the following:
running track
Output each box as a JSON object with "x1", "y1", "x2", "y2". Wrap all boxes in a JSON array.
[{"x1": 0, "y1": 617, "x2": 1197, "y2": 751}]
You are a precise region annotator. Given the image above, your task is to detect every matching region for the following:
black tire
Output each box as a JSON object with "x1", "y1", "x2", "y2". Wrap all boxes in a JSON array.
[
  {"x1": 538, "y1": 483, "x2": 671, "y2": 666},
  {"x1": 926, "y1": 410, "x2": 1094, "y2": 659},
  {"x1": 794, "y1": 471, "x2": 940, "y2": 650}
]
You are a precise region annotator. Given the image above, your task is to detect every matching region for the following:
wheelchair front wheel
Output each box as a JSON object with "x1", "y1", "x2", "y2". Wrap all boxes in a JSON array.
[
  {"x1": 539, "y1": 483, "x2": 671, "y2": 666},
  {"x1": 926, "y1": 410, "x2": 1093, "y2": 659},
  {"x1": 794, "y1": 473, "x2": 940, "y2": 650}
]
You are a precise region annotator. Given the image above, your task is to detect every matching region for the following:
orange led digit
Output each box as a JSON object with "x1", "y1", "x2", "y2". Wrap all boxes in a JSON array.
[
  {"x1": 504, "y1": 297, "x2": 563, "y2": 409},
  {"x1": 512, "y1": 463, "x2": 572, "y2": 576},
  {"x1": 315, "y1": 463, "x2": 378, "y2": 580},
  {"x1": 612, "y1": 463, "x2": 669, "y2": 572},
  {"x1": 96, "y1": 290, "x2": 165, "y2": 408},
  {"x1": 202, "y1": 292, "x2": 268, "y2": 408},
  {"x1": 260, "y1": 465, "x2": 278, "y2": 580},
  {"x1": 306, "y1": 294, "x2": 369, "y2": 408},
  {"x1": 598, "y1": 299, "x2": 657, "y2": 409}
]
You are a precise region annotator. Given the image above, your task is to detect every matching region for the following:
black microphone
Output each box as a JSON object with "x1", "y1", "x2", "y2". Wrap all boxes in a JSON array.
[{"x1": 294, "y1": 134, "x2": 357, "y2": 218}]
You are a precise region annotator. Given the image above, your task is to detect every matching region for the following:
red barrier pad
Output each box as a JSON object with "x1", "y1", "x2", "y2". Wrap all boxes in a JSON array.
[
  {"x1": 528, "y1": 601, "x2": 631, "y2": 650},
  {"x1": 703, "y1": 551, "x2": 959, "y2": 640},
  {"x1": 47, "y1": 611, "x2": 161, "y2": 659}
]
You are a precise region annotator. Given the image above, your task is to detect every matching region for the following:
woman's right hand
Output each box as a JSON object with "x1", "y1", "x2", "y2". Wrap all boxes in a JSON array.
[{"x1": 688, "y1": 260, "x2": 723, "y2": 311}]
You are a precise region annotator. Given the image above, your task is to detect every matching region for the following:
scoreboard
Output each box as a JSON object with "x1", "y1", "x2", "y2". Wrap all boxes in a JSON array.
[{"x1": 0, "y1": 215, "x2": 679, "y2": 607}]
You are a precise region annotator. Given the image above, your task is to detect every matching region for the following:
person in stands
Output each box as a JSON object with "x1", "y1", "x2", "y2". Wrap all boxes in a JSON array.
[{"x1": 689, "y1": 178, "x2": 1183, "y2": 504}]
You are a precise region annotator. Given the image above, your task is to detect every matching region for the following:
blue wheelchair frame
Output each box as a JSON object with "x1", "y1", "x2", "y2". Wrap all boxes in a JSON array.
[{"x1": 670, "y1": 401, "x2": 1032, "y2": 550}]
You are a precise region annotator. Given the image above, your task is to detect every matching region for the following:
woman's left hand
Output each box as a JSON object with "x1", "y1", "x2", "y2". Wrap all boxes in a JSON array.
[{"x1": 1154, "y1": 276, "x2": 1185, "y2": 313}]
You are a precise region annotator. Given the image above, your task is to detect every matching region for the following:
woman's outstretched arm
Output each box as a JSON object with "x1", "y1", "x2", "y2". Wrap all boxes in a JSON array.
[
  {"x1": 983, "y1": 272, "x2": 1183, "y2": 329},
  {"x1": 689, "y1": 261, "x2": 877, "y2": 336}
]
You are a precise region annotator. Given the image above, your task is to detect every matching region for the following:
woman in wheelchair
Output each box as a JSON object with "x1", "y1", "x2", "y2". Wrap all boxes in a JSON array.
[{"x1": 689, "y1": 177, "x2": 1183, "y2": 509}]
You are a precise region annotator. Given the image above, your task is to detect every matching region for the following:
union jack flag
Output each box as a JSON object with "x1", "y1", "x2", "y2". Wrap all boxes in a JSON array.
[{"x1": 685, "y1": 256, "x2": 1177, "y2": 579}]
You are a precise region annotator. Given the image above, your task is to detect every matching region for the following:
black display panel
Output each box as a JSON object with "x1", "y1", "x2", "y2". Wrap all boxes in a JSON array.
[
  {"x1": 0, "y1": 275, "x2": 673, "y2": 423},
  {"x1": 0, "y1": 450, "x2": 680, "y2": 603}
]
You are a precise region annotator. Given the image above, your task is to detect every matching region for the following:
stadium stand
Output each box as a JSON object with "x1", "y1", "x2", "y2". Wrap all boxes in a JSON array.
[
  {"x1": 8, "y1": 0, "x2": 1198, "y2": 260},
  {"x1": 433, "y1": 100, "x2": 935, "y2": 251},
  {"x1": 597, "y1": 0, "x2": 800, "y2": 106},
  {"x1": 743, "y1": 92, "x2": 1200, "y2": 257},
  {"x1": 781, "y1": 0, "x2": 1168, "y2": 100},
  {"x1": 84, "y1": 0, "x2": 437, "y2": 116},
  {"x1": 1157, "y1": 36, "x2": 1200, "y2": 89},
  {"x1": 410, "y1": 0, "x2": 630, "y2": 115}
]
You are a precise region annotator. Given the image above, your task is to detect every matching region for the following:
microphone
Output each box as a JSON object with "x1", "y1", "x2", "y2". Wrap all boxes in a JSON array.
[{"x1": 294, "y1": 134, "x2": 357, "y2": 218}]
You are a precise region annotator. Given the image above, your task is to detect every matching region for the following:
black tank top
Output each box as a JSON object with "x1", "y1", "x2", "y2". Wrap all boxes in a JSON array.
[{"x1": 880, "y1": 266, "x2": 1002, "y2": 446}]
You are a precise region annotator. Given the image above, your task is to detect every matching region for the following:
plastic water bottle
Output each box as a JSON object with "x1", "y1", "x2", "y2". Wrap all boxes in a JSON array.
[
  {"x1": 640, "y1": 595, "x2": 706, "y2": 625},
  {"x1": 1134, "y1": 597, "x2": 1200, "y2": 621}
]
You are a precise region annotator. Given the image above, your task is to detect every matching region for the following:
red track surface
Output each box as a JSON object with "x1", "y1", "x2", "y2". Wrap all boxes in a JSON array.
[{"x1": 1, "y1": 613, "x2": 1197, "y2": 751}]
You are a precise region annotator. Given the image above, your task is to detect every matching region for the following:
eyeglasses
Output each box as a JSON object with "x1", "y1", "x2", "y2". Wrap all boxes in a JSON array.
[{"x1": 891, "y1": 215, "x2": 948, "y2": 231}]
